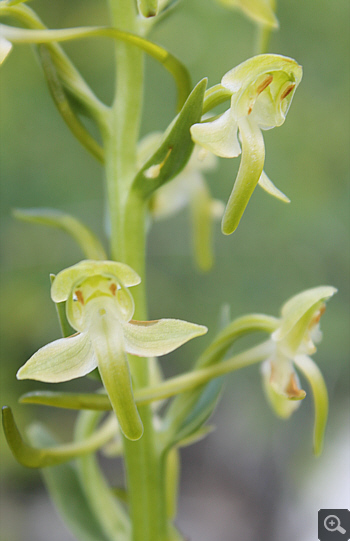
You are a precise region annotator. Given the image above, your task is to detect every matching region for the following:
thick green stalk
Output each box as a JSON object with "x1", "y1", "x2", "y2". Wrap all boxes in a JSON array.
[{"x1": 106, "y1": 2, "x2": 168, "y2": 540}]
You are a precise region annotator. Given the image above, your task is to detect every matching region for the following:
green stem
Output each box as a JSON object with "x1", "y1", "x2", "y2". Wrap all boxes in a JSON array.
[{"x1": 106, "y1": 2, "x2": 168, "y2": 540}]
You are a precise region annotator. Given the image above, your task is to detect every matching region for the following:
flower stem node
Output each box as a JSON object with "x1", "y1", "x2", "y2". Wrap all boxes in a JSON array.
[
  {"x1": 262, "y1": 286, "x2": 337, "y2": 455},
  {"x1": 191, "y1": 54, "x2": 302, "y2": 234},
  {"x1": 17, "y1": 260, "x2": 207, "y2": 441}
]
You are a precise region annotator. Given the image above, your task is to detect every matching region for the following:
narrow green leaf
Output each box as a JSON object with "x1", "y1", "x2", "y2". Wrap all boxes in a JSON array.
[
  {"x1": 2, "y1": 406, "x2": 117, "y2": 468},
  {"x1": 26, "y1": 423, "x2": 111, "y2": 541},
  {"x1": 37, "y1": 46, "x2": 105, "y2": 163},
  {"x1": 14, "y1": 208, "x2": 107, "y2": 260},
  {"x1": 168, "y1": 377, "x2": 223, "y2": 447},
  {"x1": 130, "y1": 79, "x2": 207, "y2": 199}
]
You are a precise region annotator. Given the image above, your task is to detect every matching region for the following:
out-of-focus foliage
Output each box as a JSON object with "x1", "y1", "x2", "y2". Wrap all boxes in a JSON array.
[{"x1": 0, "y1": 0, "x2": 349, "y2": 538}]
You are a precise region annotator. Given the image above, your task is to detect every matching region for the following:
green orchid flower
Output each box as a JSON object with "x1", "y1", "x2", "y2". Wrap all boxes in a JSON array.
[
  {"x1": 216, "y1": 0, "x2": 278, "y2": 28},
  {"x1": 139, "y1": 133, "x2": 224, "y2": 270},
  {"x1": 261, "y1": 286, "x2": 337, "y2": 455},
  {"x1": 17, "y1": 260, "x2": 207, "y2": 441},
  {"x1": 191, "y1": 54, "x2": 302, "y2": 234}
]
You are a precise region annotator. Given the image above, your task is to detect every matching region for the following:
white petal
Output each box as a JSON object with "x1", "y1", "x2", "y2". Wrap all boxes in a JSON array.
[
  {"x1": 190, "y1": 109, "x2": 241, "y2": 158},
  {"x1": 123, "y1": 318, "x2": 207, "y2": 357},
  {"x1": 17, "y1": 333, "x2": 96, "y2": 383}
]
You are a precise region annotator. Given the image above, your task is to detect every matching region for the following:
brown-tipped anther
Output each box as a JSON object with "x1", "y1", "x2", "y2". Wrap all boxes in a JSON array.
[
  {"x1": 109, "y1": 283, "x2": 117, "y2": 296},
  {"x1": 257, "y1": 74, "x2": 273, "y2": 95},
  {"x1": 286, "y1": 373, "x2": 306, "y2": 399},
  {"x1": 75, "y1": 290, "x2": 84, "y2": 305},
  {"x1": 280, "y1": 83, "x2": 296, "y2": 100},
  {"x1": 309, "y1": 303, "x2": 326, "y2": 327}
]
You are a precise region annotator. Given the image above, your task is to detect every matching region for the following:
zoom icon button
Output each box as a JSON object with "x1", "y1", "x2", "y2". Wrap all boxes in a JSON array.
[{"x1": 319, "y1": 509, "x2": 350, "y2": 540}]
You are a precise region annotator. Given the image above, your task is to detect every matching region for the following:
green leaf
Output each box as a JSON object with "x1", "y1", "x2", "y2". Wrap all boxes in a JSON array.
[
  {"x1": 169, "y1": 377, "x2": 223, "y2": 447},
  {"x1": 37, "y1": 46, "x2": 105, "y2": 163},
  {"x1": 26, "y1": 423, "x2": 111, "y2": 541},
  {"x1": 14, "y1": 208, "x2": 107, "y2": 260},
  {"x1": 2, "y1": 406, "x2": 117, "y2": 468},
  {"x1": 130, "y1": 79, "x2": 207, "y2": 199}
]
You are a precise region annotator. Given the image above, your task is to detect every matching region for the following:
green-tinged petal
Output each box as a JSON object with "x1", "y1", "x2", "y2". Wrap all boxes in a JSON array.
[
  {"x1": 138, "y1": 0, "x2": 159, "y2": 17},
  {"x1": 122, "y1": 318, "x2": 207, "y2": 357},
  {"x1": 89, "y1": 313, "x2": 143, "y2": 441},
  {"x1": 2, "y1": 407, "x2": 117, "y2": 468},
  {"x1": 14, "y1": 208, "x2": 107, "y2": 260},
  {"x1": 258, "y1": 171, "x2": 290, "y2": 203},
  {"x1": 16, "y1": 332, "x2": 96, "y2": 383},
  {"x1": 0, "y1": 35, "x2": 12, "y2": 64},
  {"x1": 190, "y1": 109, "x2": 241, "y2": 158},
  {"x1": 221, "y1": 116, "x2": 265, "y2": 234},
  {"x1": 131, "y1": 79, "x2": 207, "y2": 199},
  {"x1": 272, "y1": 286, "x2": 337, "y2": 345},
  {"x1": 51, "y1": 260, "x2": 141, "y2": 303},
  {"x1": 261, "y1": 361, "x2": 303, "y2": 419},
  {"x1": 294, "y1": 354, "x2": 329, "y2": 456},
  {"x1": 26, "y1": 424, "x2": 112, "y2": 541},
  {"x1": 217, "y1": 0, "x2": 278, "y2": 28}
]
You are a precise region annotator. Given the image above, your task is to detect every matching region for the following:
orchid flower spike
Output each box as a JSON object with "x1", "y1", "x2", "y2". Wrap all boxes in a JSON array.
[
  {"x1": 191, "y1": 54, "x2": 302, "y2": 234},
  {"x1": 261, "y1": 286, "x2": 337, "y2": 455},
  {"x1": 17, "y1": 260, "x2": 207, "y2": 441},
  {"x1": 139, "y1": 133, "x2": 224, "y2": 271},
  {"x1": 216, "y1": 0, "x2": 278, "y2": 28}
]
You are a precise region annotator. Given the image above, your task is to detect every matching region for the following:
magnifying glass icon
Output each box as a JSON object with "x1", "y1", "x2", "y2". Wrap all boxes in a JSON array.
[{"x1": 324, "y1": 515, "x2": 346, "y2": 534}]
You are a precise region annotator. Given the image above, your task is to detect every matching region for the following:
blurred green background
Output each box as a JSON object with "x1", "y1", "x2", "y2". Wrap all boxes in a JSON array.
[{"x1": 0, "y1": 0, "x2": 349, "y2": 540}]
